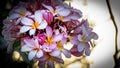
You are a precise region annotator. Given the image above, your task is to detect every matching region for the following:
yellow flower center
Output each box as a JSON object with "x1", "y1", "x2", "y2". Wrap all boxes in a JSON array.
[
  {"x1": 82, "y1": 35, "x2": 86, "y2": 41},
  {"x1": 34, "y1": 47, "x2": 39, "y2": 52},
  {"x1": 31, "y1": 22, "x2": 39, "y2": 29},
  {"x1": 45, "y1": 37, "x2": 53, "y2": 45},
  {"x1": 57, "y1": 41, "x2": 63, "y2": 50},
  {"x1": 58, "y1": 16, "x2": 64, "y2": 21},
  {"x1": 20, "y1": 12, "x2": 25, "y2": 18}
]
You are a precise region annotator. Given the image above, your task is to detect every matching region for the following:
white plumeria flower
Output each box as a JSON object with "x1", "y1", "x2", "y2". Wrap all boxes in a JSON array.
[
  {"x1": 21, "y1": 39, "x2": 43, "y2": 60},
  {"x1": 20, "y1": 10, "x2": 47, "y2": 35},
  {"x1": 9, "y1": 7, "x2": 31, "y2": 25}
]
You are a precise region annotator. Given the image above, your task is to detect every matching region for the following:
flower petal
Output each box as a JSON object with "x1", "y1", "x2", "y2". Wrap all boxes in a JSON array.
[
  {"x1": 36, "y1": 50, "x2": 43, "y2": 58},
  {"x1": 50, "y1": 49, "x2": 60, "y2": 57},
  {"x1": 58, "y1": 8, "x2": 70, "y2": 16},
  {"x1": 29, "y1": 29, "x2": 36, "y2": 36},
  {"x1": 28, "y1": 50, "x2": 37, "y2": 60},
  {"x1": 42, "y1": 4, "x2": 54, "y2": 11},
  {"x1": 53, "y1": 34, "x2": 63, "y2": 42},
  {"x1": 86, "y1": 32, "x2": 98, "y2": 42},
  {"x1": 46, "y1": 26, "x2": 52, "y2": 37},
  {"x1": 47, "y1": 61, "x2": 55, "y2": 68},
  {"x1": 21, "y1": 17, "x2": 33, "y2": 25},
  {"x1": 21, "y1": 45, "x2": 33, "y2": 52},
  {"x1": 85, "y1": 46, "x2": 91, "y2": 56},
  {"x1": 35, "y1": 10, "x2": 42, "y2": 24},
  {"x1": 78, "y1": 44, "x2": 85, "y2": 52},
  {"x1": 20, "y1": 26, "x2": 31, "y2": 33},
  {"x1": 62, "y1": 49, "x2": 71, "y2": 58},
  {"x1": 9, "y1": 13, "x2": 20, "y2": 19},
  {"x1": 37, "y1": 20, "x2": 47, "y2": 29}
]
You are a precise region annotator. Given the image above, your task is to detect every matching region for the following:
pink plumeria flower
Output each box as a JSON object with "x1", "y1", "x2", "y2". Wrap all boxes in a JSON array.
[
  {"x1": 20, "y1": 10, "x2": 47, "y2": 35},
  {"x1": 9, "y1": 6, "x2": 31, "y2": 25},
  {"x1": 21, "y1": 39, "x2": 43, "y2": 60},
  {"x1": 43, "y1": 26, "x2": 63, "y2": 53},
  {"x1": 41, "y1": 10, "x2": 54, "y2": 25}
]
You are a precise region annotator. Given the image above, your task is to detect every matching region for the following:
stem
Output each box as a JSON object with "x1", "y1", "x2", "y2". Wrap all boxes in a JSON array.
[{"x1": 106, "y1": 0, "x2": 119, "y2": 68}]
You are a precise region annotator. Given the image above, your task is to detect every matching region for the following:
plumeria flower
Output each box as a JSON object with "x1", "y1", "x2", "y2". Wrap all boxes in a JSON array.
[
  {"x1": 43, "y1": 26, "x2": 63, "y2": 53},
  {"x1": 21, "y1": 38, "x2": 43, "y2": 60},
  {"x1": 38, "y1": 52, "x2": 64, "y2": 68},
  {"x1": 42, "y1": 3, "x2": 71, "y2": 22},
  {"x1": 20, "y1": 10, "x2": 47, "y2": 35},
  {"x1": 70, "y1": 20, "x2": 98, "y2": 56},
  {"x1": 9, "y1": 6, "x2": 32, "y2": 25}
]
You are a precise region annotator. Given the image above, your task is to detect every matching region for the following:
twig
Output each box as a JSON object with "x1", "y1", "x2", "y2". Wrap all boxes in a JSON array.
[{"x1": 106, "y1": 0, "x2": 119, "y2": 68}]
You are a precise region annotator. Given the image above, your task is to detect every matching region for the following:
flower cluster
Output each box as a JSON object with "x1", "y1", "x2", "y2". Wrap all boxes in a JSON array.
[{"x1": 2, "y1": 0, "x2": 98, "y2": 68}]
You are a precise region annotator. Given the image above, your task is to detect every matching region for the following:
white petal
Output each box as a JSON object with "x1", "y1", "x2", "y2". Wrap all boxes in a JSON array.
[
  {"x1": 16, "y1": 18, "x2": 21, "y2": 25},
  {"x1": 28, "y1": 50, "x2": 37, "y2": 60},
  {"x1": 77, "y1": 34, "x2": 82, "y2": 41},
  {"x1": 37, "y1": 20, "x2": 47, "y2": 29},
  {"x1": 78, "y1": 44, "x2": 85, "y2": 52},
  {"x1": 21, "y1": 17, "x2": 33, "y2": 25},
  {"x1": 35, "y1": 10, "x2": 42, "y2": 24},
  {"x1": 29, "y1": 29, "x2": 36, "y2": 36},
  {"x1": 50, "y1": 49, "x2": 60, "y2": 57},
  {"x1": 36, "y1": 50, "x2": 43, "y2": 58},
  {"x1": 42, "y1": 4, "x2": 54, "y2": 11},
  {"x1": 85, "y1": 47, "x2": 91, "y2": 56},
  {"x1": 58, "y1": 9, "x2": 70, "y2": 16},
  {"x1": 9, "y1": 13, "x2": 20, "y2": 19},
  {"x1": 62, "y1": 49, "x2": 71, "y2": 58},
  {"x1": 21, "y1": 45, "x2": 33, "y2": 52},
  {"x1": 20, "y1": 26, "x2": 31, "y2": 33}
]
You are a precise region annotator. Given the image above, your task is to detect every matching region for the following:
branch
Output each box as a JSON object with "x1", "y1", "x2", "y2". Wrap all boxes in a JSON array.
[{"x1": 106, "y1": 0, "x2": 119, "y2": 68}]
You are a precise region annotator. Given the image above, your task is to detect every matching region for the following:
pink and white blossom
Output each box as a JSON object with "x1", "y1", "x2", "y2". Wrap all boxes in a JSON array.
[
  {"x1": 20, "y1": 10, "x2": 47, "y2": 35},
  {"x1": 21, "y1": 39, "x2": 43, "y2": 60}
]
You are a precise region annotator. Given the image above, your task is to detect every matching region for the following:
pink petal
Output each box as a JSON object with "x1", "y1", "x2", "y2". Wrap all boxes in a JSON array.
[
  {"x1": 50, "y1": 49, "x2": 60, "y2": 57},
  {"x1": 36, "y1": 50, "x2": 43, "y2": 58},
  {"x1": 62, "y1": 49, "x2": 71, "y2": 58},
  {"x1": 46, "y1": 26, "x2": 53, "y2": 37},
  {"x1": 49, "y1": 43, "x2": 56, "y2": 50},
  {"x1": 34, "y1": 39, "x2": 40, "y2": 48},
  {"x1": 20, "y1": 26, "x2": 31, "y2": 33},
  {"x1": 29, "y1": 29, "x2": 36, "y2": 36},
  {"x1": 53, "y1": 34, "x2": 63, "y2": 42},
  {"x1": 21, "y1": 45, "x2": 33, "y2": 52},
  {"x1": 21, "y1": 17, "x2": 33, "y2": 25},
  {"x1": 37, "y1": 20, "x2": 47, "y2": 29},
  {"x1": 28, "y1": 50, "x2": 37, "y2": 60},
  {"x1": 24, "y1": 39, "x2": 34, "y2": 48},
  {"x1": 35, "y1": 10, "x2": 42, "y2": 24}
]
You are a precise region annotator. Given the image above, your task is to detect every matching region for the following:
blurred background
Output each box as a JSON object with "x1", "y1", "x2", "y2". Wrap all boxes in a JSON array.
[{"x1": 0, "y1": 0, "x2": 120, "y2": 68}]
